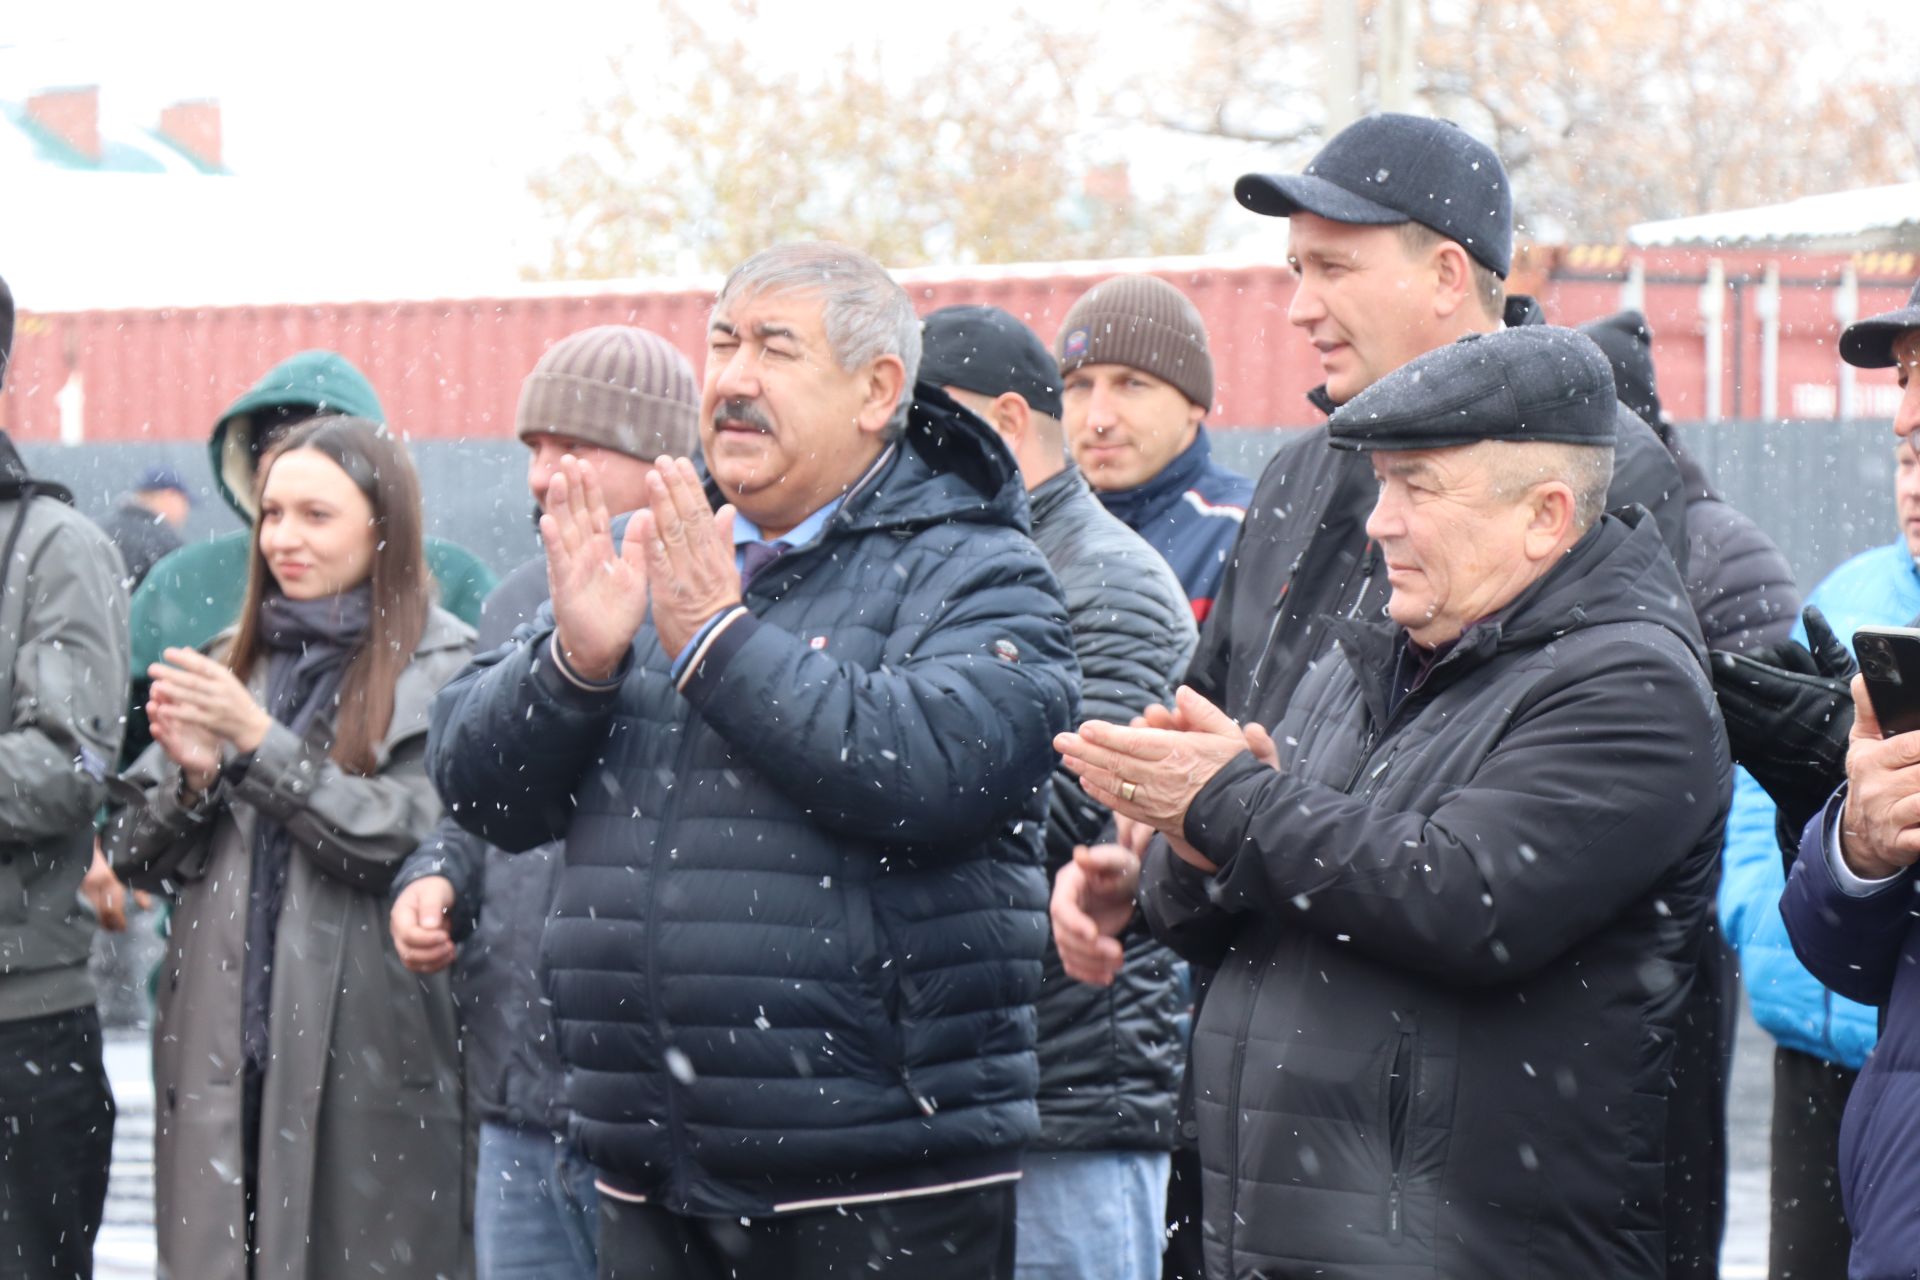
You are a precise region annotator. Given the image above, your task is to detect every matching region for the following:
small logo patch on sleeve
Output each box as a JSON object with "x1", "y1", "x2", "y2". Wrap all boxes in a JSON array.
[
  {"x1": 809, "y1": 635, "x2": 829, "y2": 650},
  {"x1": 993, "y1": 638, "x2": 1021, "y2": 663}
]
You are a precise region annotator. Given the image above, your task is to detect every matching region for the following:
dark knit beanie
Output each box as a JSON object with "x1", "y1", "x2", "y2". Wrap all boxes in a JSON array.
[
  {"x1": 516, "y1": 325, "x2": 699, "y2": 461},
  {"x1": 1578, "y1": 310, "x2": 1664, "y2": 428},
  {"x1": 1055, "y1": 275, "x2": 1214, "y2": 411}
]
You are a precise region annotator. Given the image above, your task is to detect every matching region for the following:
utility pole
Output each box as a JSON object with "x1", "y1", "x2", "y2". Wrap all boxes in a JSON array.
[
  {"x1": 1324, "y1": 0, "x2": 1360, "y2": 131},
  {"x1": 1379, "y1": 0, "x2": 1420, "y2": 113}
]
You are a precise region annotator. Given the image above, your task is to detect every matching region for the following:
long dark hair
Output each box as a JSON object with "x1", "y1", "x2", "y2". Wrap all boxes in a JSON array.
[{"x1": 226, "y1": 416, "x2": 431, "y2": 775}]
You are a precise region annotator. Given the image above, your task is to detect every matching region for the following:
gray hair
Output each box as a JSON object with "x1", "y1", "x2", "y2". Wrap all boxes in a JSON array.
[
  {"x1": 1483, "y1": 440, "x2": 1615, "y2": 532},
  {"x1": 713, "y1": 243, "x2": 922, "y2": 422}
]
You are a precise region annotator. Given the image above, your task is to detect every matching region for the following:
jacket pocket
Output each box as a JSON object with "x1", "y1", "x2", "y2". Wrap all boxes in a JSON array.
[
  {"x1": 841, "y1": 879, "x2": 935, "y2": 1115},
  {"x1": 1384, "y1": 1023, "x2": 1418, "y2": 1240}
]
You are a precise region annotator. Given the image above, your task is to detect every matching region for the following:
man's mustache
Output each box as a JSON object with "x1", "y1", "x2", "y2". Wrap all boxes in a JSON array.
[{"x1": 712, "y1": 398, "x2": 773, "y2": 433}]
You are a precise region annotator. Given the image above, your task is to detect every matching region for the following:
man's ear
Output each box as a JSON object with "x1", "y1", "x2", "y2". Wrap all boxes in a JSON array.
[
  {"x1": 993, "y1": 392, "x2": 1033, "y2": 451},
  {"x1": 1430, "y1": 240, "x2": 1477, "y2": 323},
  {"x1": 1524, "y1": 482, "x2": 1578, "y2": 559},
  {"x1": 855, "y1": 355, "x2": 909, "y2": 437}
]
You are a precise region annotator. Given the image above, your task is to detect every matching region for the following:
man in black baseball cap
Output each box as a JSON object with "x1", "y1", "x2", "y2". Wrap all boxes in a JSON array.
[
  {"x1": 1054, "y1": 112, "x2": 1712, "y2": 1280},
  {"x1": 1843, "y1": 279, "x2": 1920, "y2": 445},
  {"x1": 1236, "y1": 112, "x2": 1513, "y2": 405},
  {"x1": 922, "y1": 303, "x2": 1196, "y2": 1280}
]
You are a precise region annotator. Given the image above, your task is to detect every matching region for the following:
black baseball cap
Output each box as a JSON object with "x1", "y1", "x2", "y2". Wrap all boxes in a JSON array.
[
  {"x1": 1840, "y1": 278, "x2": 1920, "y2": 370},
  {"x1": 920, "y1": 305, "x2": 1063, "y2": 419},
  {"x1": 1236, "y1": 113, "x2": 1514, "y2": 278}
]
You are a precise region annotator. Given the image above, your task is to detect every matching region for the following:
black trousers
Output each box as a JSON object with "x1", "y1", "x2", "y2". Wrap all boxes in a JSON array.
[
  {"x1": 1769, "y1": 1045, "x2": 1855, "y2": 1279},
  {"x1": 1664, "y1": 920, "x2": 1736, "y2": 1277},
  {"x1": 598, "y1": 1184, "x2": 1016, "y2": 1280},
  {"x1": 0, "y1": 1007, "x2": 115, "y2": 1280}
]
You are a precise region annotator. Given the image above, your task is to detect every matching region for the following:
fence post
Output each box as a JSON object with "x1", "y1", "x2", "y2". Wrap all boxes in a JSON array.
[{"x1": 1701, "y1": 259, "x2": 1726, "y2": 422}]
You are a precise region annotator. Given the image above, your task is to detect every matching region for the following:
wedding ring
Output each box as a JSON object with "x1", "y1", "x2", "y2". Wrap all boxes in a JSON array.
[{"x1": 1119, "y1": 781, "x2": 1138, "y2": 803}]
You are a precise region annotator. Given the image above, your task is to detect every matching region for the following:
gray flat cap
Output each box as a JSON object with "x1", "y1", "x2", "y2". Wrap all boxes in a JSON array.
[{"x1": 1327, "y1": 326, "x2": 1619, "y2": 452}]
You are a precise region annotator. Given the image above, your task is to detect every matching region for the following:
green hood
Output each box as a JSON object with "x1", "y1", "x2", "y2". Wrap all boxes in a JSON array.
[{"x1": 207, "y1": 350, "x2": 385, "y2": 519}]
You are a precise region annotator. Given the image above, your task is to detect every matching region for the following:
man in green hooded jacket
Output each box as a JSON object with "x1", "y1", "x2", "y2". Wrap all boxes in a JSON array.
[{"x1": 124, "y1": 350, "x2": 496, "y2": 757}]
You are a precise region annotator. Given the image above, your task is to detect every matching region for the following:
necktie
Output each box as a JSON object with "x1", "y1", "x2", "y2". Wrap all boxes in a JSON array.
[{"x1": 739, "y1": 540, "x2": 791, "y2": 589}]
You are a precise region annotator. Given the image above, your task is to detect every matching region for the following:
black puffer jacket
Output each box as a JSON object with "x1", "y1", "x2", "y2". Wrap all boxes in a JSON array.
[
  {"x1": 1144, "y1": 511, "x2": 1730, "y2": 1279},
  {"x1": 393, "y1": 554, "x2": 569, "y2": 1132},
  {"x1": 427, "y1": 388, "x2": 1080, "y2": 1217},
  {"x1": 1026, "y1": 465, "x2": 1194, "y2": 1152},
  {"x1": 1669, "y1": 441, "x2": 1800, "y2": 654}
]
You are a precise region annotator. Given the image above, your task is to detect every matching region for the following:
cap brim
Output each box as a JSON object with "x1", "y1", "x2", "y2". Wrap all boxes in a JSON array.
[
  {"x1": 1234, "y1": 172, "x2": 1408, "y2": 225},
  {"x1": 1840, "y1": 305, "x2": 1920, "y2": 369}
]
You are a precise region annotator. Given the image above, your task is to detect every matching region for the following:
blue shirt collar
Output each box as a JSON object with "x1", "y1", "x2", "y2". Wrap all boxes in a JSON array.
[{"x1": 733, "y1": 496, "x2": 843, "y2": 550}]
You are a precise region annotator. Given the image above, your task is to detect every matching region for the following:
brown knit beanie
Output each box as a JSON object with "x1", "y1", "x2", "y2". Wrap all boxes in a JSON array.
[
  {"x1": 516, "y1": 326, "x2": 700, "y2": 460},
  {"x1": 1055, "y1": 275, "x2": 1214, "y2": 411}
]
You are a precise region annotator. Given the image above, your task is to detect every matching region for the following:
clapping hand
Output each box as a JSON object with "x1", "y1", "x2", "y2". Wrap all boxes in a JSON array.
[
  {"x1": 148, "y1": 648, "x2": 271, "y2": 791},
  {"x1": 541, "y1": 455, "x2": 654, "y2": 682},
  {"x1": 633, "y1": 457, "x2": 741, "y2": 659},
  {"x1": 1056, "y1": 687, "x2": 1265, "y2": 873},
  {"x1": 1050, "y1": 843, "x2": 1142, "y2": 986}
]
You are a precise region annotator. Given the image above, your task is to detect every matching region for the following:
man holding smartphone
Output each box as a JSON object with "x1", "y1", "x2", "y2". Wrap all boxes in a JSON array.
[{"x1": 1778, "y1": 279, "x2": 1920, "y2": 1278}]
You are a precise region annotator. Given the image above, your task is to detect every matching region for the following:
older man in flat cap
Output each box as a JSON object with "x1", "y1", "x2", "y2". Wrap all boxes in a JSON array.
[{"x1": 1052, "y1": 326, "x2": 1731, "y2": 1279}]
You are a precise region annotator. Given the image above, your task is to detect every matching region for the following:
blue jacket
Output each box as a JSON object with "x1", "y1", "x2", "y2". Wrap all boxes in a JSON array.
[
  {"x1": 1720, "y1": 540, "x2": 1920, "y2": 1071},
  {"x1": 1782, "y1": 796, "x2": 1920, "y2": 1278},
  {"x1": 427, "y1": 388, "x2": 1080, "y2": 1217},
  {"x1": 1092, "y1": 428, "x2": 1252, "y2": 624}
]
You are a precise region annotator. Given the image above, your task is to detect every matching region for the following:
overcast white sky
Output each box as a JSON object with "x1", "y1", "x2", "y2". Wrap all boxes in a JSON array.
[{"x1": 1, "y1": 0, "x2": 1281, "y2": 306}]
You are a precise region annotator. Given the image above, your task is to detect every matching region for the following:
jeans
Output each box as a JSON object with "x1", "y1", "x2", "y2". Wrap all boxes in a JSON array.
[
  {"x1": 476, "y1": 1121, "x2": 600, "y2": 1280},
  {"x1": 0, "y1": 1007, "x2": 114, "y2": 1280},
  {"x1": 1015, "y1": 1150, "x2": 1171, "y2": 1280}
]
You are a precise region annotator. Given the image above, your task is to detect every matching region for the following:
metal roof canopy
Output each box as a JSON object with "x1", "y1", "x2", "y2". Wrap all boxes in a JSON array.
[{"x1": 1629, "y1": 183, "x2": 1920, "y2": 251}]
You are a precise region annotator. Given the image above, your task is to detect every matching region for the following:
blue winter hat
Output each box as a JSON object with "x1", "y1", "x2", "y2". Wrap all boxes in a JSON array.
[
  {"x1": 1235, "y1": 113, "x2": 1514, "y2": 278},
  {"x1": 136, "y1": 465, "x2": 194, "y2": 500}
]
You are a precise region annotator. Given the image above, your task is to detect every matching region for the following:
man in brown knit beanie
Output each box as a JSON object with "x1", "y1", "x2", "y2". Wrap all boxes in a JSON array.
[
  {"x1": 391, "y1": 323, "x2": 699, "y2": 1280},
  {"x1": 1054, "y1": 274, "x2": 1253, "y2": 626}
]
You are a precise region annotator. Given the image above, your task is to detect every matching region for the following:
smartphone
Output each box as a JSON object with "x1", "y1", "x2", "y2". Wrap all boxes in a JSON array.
[{"x1": 1855, "y1": 625, "x2": 1920, "y2": 736}]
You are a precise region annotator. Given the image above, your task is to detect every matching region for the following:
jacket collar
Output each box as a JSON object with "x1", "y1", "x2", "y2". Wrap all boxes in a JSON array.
[
  {"x1": 1327, "y1": 510, "x2": 1668, "y2": 730},
  {"x1": 1027, "y1": 464, "x2": 1089, "y2": 528}
]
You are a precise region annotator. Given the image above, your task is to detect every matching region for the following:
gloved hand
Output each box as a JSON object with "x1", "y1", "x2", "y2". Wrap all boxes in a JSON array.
[{"x1": 1710, "y1": 605, "x2": 1856, "y2": 837}]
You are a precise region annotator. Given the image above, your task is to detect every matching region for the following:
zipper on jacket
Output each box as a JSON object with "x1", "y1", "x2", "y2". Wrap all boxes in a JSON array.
[
  {"x1": 1222, "y1": 950, "x2": 1274, "y2": 1266},
  {"x1": 1386, "y1": 1025, "x2": 1416, "y2": 1241},
  {"x1": 648, "y1": 722, "x2": 702, "y2": 1204}
]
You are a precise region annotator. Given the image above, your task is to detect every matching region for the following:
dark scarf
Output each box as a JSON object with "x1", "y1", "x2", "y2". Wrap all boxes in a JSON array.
[{"x1": 240, "y1": 586, "x2": 372, "y2": 1071}]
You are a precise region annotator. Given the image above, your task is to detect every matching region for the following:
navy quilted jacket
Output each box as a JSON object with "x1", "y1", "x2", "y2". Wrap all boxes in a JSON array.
[{"x1": 428, "y1": 388, "x2": 1080, "y2": 1216}]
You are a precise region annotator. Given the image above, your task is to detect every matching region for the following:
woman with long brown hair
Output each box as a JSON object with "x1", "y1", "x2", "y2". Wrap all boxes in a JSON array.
[{"x1": 110, "y1": 416, "x2": 476, "y2": 1280}]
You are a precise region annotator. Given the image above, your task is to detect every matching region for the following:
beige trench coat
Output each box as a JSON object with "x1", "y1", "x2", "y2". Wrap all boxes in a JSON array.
[{"x1": 111, "y1": 608, "x2": 475, "y2": 1280}]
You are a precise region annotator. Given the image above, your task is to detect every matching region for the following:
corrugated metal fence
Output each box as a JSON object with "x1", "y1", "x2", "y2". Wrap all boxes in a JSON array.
[{"x1": 22, "y1": 417, "x2": 1903, "y2": 606}]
